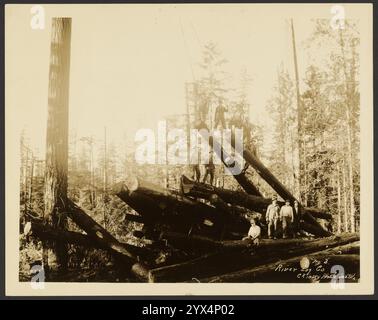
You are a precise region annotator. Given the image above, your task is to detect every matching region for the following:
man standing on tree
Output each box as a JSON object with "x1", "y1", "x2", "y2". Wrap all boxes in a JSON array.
[
  {"x1": 265, "y1": 196, "x2": 280, "y2": 239},
  {"x1": 203, "y1": 150, "x2": 215, "y2": 185},
  {"x1": 279, "y1": 199, "x2": 294, "y2": 239},
  {"x1": 190, "y1": 147, "x2": 201, "y2": 182},
  {"x1": 198, "y1": 92, "x2": 209, "y2": 123},
  {"x1": 214, "y1": 98, "x2": 227, "y2": 129}
]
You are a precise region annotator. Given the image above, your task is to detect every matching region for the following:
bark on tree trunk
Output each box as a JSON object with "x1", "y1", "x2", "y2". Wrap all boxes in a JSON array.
[
  {"x1": 337, "y1": 164, "x2": 342, "y2": 234},
  {"x1": 28, "y1": 155, "x2": 34, "y2": 213},
  {"x1": 291, "y1": 19, "x2": 306, "y2": 207},
  {"x1": 43, "y1": 18, "x2": 72, "y2": 273},
  {"x1": 342, "y1": 159, "x2": 349, "y2": 233},
  {"x1": 339, "y1": 28, "x2": 356, "y2": 233}
]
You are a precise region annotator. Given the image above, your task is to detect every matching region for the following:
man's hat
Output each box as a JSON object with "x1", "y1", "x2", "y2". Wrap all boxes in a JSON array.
[{"x1": 285, "y1": 199, "x2": 290, "y2": 203}]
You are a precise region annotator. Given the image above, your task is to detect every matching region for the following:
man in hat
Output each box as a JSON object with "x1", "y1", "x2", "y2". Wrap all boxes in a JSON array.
[
  {"x1": 279, "y1": 199, "x2": 294, "y2": 239},
  {"x1": 265, "y1": 196, "x2": 280, "y2": 239},
  {"x1": 203, "y1": 150, "x2": 215, "y2": 185},
  {"x1": 214, "y1": 98, "x2": 228, "y2": 129}
]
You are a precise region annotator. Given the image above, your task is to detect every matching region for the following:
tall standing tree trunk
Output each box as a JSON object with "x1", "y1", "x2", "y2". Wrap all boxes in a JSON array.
[
  {"x1": 23, "y1": 148, "x2": 29, "y2": 215},
  {"x1": 342, "y1": 159, "x2": 349, "y2": 233},
  {"x1": 43, "y1": 17, "x2": 72, "y2": 274},
  {"x1": 290, "y1": 19, "x2": 303, "y2": 203},
  {"x1": 336, "y1": 163, "x2": 342, "y2": 234},
  {"x1": 28, "y1": 155, "x2": 34, "y2": 212},
  {"x1": 103, "y1": 127, "x2": 108, "y2": 228},
  {"x1": 339, "y1": 28, "x2": 356, "y2": 233}
]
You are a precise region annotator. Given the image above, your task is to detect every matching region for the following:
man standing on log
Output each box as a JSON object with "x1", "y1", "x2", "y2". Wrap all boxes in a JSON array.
[
  {"x1": 199, "y1": 92, "x2": 209, "y2": 123},
  {"x1": 214, "y1": 98, "x2": 227, "y2": 129},
  {"x1": 265, "y1": 196, "x2": 280, "y2": 239},
  {"x1": 203, "y1": 150, "x2": 215, "y2": 185},
  {"x1": 190, "y1": 148, "x2": 201, "y2": 182},
  {"x1": 279, "y1": 200, "x2": 294, "y2": 239}
]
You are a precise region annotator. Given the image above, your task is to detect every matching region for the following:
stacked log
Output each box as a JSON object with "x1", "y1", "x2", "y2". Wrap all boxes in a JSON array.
[
  {"x1": 201, "y1": 241, "x2": 360, "y2": 283},
  {"x1": 148, "y1": 234, "x2": 359, "y2": 282},
  {"x1": 195, "y1": 123, "x2": 332, "y2": 237},
  {"x1": 114, "y1": 177, "x2": 228, "y2": 239},
  {"x1": 181, "y1": 175, "x2": 331, "y2": 221}
]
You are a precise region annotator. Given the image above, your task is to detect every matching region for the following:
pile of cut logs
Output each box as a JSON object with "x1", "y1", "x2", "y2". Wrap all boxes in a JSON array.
[
  {"x1": 25, "y1": 129, "x2": 359, "y2": 282},
  {"x1": 110, "y1": 175, "x2": 359, "y2": 282}
]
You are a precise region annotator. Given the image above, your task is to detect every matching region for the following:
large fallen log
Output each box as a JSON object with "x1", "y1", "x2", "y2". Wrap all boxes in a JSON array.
[
  {"x1": 124, "y1": 213, "x2": 145, "y2": 224},
  {"x1": 24, "y1": 221, "x2": 104, "y2": 248},
  {"x1": 208, "y1": 194, "x2": 251, "y2": 237},
  {"x1": 202, "y1": 242, "x2": 360, "y2": 283},
  {"x1": 23, "y1": 220, "x2": 154, "y2": 260},
  {"x1": 159, "y1": 231, "x2": 319, "y2": 252},
  {"x1": 113, "y1": 182, "x2": 164, "y2": 222},
  {"x1": 148, "y1": 233, "x2": 358, "y2": 282},
  {"x1": 116, "y1": 178, "x2": 225, "y2": 238},
  {"x1": 181, "y1": 175, "x2": 332, "y2": 221},
  {"x1": 64, "y1": 199, "x2": 150, "y2": 280}
]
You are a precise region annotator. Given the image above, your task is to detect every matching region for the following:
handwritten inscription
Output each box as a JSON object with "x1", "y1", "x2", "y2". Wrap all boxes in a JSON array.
[{"x1": 273, "y1": 258, "x2": 357, "y2": 282}]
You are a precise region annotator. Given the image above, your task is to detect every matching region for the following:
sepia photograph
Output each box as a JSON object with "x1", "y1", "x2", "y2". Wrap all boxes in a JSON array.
[{"x1": 5, "y1": 3, "x2": 374, "y2": 296}]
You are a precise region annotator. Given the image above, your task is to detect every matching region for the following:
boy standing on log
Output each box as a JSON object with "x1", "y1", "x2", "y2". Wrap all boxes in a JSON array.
[
  {"x1": 265, "y1": 196, "x2": 280, "y2": 239},
  {"x1": 280, "y1": 200, "x2": 294, "y2": 239}
]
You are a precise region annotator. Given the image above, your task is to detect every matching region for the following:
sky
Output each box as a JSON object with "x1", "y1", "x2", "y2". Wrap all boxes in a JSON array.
[{"x1": 6, "y1": 4, "x2": 357, "y2": 158}]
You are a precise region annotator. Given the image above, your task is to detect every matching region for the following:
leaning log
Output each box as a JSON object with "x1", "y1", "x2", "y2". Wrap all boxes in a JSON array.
[
  {"x1": 24, "y1": 221, "x2": 105, "y2": 249},
  {"x1": 304, "y1": 208, "x2": 332, "y2": 220},
  {"x1": 202, "y1": 242, "x2": 360, "y2": 283},
  {"x1": 23, "y1": 221, "x2": 154, "y2": 260},
  {"x1": 234, "y1": 147, "x2": 332, "y2": 237},
  {"x1": 148, "y1": 233, "x2": 358, "y2": 282},
  {"x1": 300, "y1": 221, "x2": 331, "y2": 238},
  {"x1": 64, "y1": 199, "x2": 150, "y2": 280},
  {"x1": 195, "y1": 122, "x2": 262, "y2": 196},
  {"x1": 196, "y1": 122, "x2": 331, "y2": 236}
]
